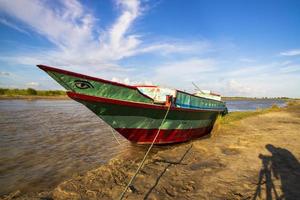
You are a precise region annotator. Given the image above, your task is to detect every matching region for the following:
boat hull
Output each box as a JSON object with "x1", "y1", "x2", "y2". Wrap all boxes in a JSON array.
[
  {"x1": 67, "y1": 92, "x2": 219, "y2": 144},
  {"x1": 37, "y1": 64, "x2": 226, "y2": 144},
  {"x1": 114, "y1": 127, "x2": 213, "y2": 144}
]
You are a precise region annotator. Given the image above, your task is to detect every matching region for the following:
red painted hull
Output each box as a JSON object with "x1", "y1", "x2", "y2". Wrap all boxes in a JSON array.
[
  {"x1": 115, "y1": 126, "x2": 213, "y2": 144},
  {"x1": 67, "y1": 92, "x2": 218, "y2": 144}
]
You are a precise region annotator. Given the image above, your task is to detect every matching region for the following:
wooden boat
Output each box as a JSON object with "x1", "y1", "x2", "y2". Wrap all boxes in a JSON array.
[{"x1": 38, "y1": 64, "x2": 227, "y2": 144}]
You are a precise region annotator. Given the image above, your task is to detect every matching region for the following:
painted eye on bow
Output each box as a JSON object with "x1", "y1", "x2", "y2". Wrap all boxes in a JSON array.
[{"x1": 74, "y1": 80, "x2": 94, "y2": 89}]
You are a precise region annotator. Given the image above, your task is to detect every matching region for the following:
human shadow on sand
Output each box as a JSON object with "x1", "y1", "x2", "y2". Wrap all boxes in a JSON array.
[{"x1": 253, "y1": 144, "x2": 300, "y2": 200}]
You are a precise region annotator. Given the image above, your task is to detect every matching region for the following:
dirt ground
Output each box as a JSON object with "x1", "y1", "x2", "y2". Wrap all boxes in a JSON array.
[{"x1": 3, "y1": 104, "x2": 300, "y2": 200}]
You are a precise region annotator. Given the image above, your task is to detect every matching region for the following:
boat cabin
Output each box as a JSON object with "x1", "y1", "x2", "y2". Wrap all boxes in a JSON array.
[{"x1": 136, "y1": 86, "x2": 225, "y2": 110}]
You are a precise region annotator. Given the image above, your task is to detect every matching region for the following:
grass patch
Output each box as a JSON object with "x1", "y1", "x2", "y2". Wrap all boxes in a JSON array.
[
  {"x1": 287, "y1": 100, "x2": 300, "y2": 107},
  {"x1": 217, "y1": 104, "x2": 281, "y2": 125},
  {"x1": 211, "y1": 104, "x2": 282, "y2": 136}
]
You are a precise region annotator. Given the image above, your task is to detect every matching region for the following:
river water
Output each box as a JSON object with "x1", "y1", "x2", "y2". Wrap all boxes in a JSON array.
[
  {"x1": 0, "y1": 99, "x2": 285, "y2": 195},
  {"x1": 226, "y1": 99, "x2": 286, "y2": 112}
]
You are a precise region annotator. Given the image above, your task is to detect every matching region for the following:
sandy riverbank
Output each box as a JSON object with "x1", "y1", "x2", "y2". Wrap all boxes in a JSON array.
[{"x1": 2, "y1": 101, "x2": 300, "y2": 200}]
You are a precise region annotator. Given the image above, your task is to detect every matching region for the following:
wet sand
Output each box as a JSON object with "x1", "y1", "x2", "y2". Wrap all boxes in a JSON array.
[{"x1": 2, "y1": 102, "x2": 300, "y2": 200}]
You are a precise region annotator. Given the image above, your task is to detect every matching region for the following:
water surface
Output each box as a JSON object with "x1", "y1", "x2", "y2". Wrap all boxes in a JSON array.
[
  {"x1": 225, "y1": 99, "x2": 286, "y2": 112},
  {"x1": 0, "y1": 100, "x2": 132, "y2": 195}
]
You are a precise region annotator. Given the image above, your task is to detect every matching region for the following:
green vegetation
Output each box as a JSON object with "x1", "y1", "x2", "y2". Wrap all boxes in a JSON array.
[
  {"x1": 217, "y1": 104, "x2": 281, "y2": 125},
  {"x1": 287, "y1": 100, "x2": 300, "y2": 107},
  {"x1": 212, "y1": 100, "x2": 300, "y2": 136},
  {"x1": 0, "y1": 88, "x2": 66, "y2": 96},
  {"x1": 212, "y1": 104, "x2": 284, "y2": 135},
  {"x1": 26, "y1": 88, "x2": 37, "y2": 95}
]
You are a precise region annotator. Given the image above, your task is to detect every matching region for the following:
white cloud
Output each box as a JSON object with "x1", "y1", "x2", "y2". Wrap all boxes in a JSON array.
[
  {"x1": 279, "y1": 65, "x2": 300, "y2": 73},
  {"x1": 0, "y1": 0, "x2": 205, "y2": 72},
  {"x1": 0, "y1": 0, "x2": 95, "y2": 49},
  {"x1": 226, "y1": 79, "x2": 254, "y2": 96},
  {"x1": 0, "y1": 71, "x2": 11, "y2": 76},
  {"x1": 156, "y1": 58, "x2": 215, "y2": 75},
  {"x1": 111, "y1": 76, "x2": 153, "y2": 86},
  {"x1": 239, "y1": 58, "x2": 255, "y2": 63},
  {"x1": 26, "y1": 82, "x2": 40, "y2": 88},
  {"x1": 0, "y1": 18, "x2": 29, "y2": 35},
  {"x1": 108, "y1": 0, "x2": 140, "y2": 52},
  {"x1": 149, "y1": 58, "x2": 297, "y2": 97},
  {"x1": 225, "y1": 60, "x2": 300, "y2": 78},
  {"x1": 227, "y1": 63, "x2": 275, "y2": 77},
  {"x1": 279, "y1": 60, "x2": 293, "y2": 66},
  {"x1": 0, "y1": 1, "x2": 299, "y2": 97},
  {"x1": 138, "y1": 40, "x2": 211, "y2": 55},
  {"x1": 153, "y1": 58, "x2": 216, "y2": 88},
  {"x1": 280, "y1": 49, "x2": 300, "y2": 56},
  {"x1": 218, "y1": 61, "x2": 300, "y2": 97}
]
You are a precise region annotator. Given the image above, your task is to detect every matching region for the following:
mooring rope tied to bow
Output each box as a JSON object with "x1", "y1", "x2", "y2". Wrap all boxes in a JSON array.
[
  {"x1": 111, "y1": 128, "x2": 121, "y2": 145},
  {"x1": 118, "y1": 104, "x2": 172, "y2": 200}
]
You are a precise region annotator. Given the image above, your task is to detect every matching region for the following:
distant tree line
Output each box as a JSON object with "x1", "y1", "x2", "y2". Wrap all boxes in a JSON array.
[
  {"x1": 0, "y1": 88, "x2": 66, "y2": 96},
  {"x1": 222, "y1": 96, "x2": 291, "y2": 101}
]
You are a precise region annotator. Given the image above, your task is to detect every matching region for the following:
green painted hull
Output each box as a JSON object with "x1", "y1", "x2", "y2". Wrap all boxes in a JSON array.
[{"x1": 44, "y1": 68, "x2": 153, "y2": 103}]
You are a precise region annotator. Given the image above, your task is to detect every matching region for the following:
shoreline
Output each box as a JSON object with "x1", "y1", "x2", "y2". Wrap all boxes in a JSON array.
[
  {"x1": 1, "y1": 101, "x2": 300, "y2": 200},
  {"x1": 221, "y1": 97, "x2": 292, "y2": 101},
  {"x1": 0, "y1": 95, "x2": 69, "y2": 100},
  {"x1": 0, "y1": 95, "x2": 294, "y2": 101}
]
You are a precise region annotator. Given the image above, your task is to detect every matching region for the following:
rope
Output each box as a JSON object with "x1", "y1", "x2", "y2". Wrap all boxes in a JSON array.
[
  {"x1": 111, "y1": 128, "x2": 121, "y2": 145},
  {"x1": 118, "y1": 104, "x2": 172, "y2": 200}
]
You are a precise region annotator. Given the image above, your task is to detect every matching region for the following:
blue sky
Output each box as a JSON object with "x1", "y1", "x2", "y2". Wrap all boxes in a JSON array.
[{"x1": 0, "y1": 0, "x2": 299, "y2": 97}]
